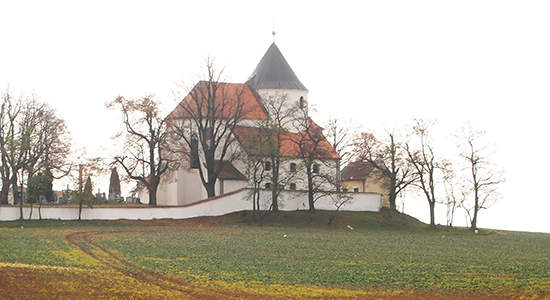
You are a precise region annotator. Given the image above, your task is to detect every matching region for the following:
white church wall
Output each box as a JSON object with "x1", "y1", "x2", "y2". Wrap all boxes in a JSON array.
[
  {"x1": 256, "y1": 89, "x2": 309, "y2": 133},
  {"x1": 180, "y1": 168, "x2": 207, "y2": 205}
]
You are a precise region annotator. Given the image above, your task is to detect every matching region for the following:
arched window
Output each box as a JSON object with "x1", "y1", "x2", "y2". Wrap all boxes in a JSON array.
[{"x1": 299, "y1": 96, "x2": 305, "y2": 109}]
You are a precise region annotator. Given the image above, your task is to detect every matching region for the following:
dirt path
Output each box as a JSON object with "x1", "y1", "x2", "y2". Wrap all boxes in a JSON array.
[{"x1": 63, "y1": 230, "x2": 254, "y2": 300}]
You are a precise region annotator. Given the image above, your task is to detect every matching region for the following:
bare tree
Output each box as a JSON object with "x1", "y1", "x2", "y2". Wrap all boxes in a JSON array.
[
  {"x1": 170, "y1": 58, "x2": 253, "y2": 198},
  {"x1": 324, "y1": 115, "x2": 359, "y2": 166},
  {"x1": 0, "y1": 91, "x2": 18, "y2": 205},
  {"x1": 0, "y1": 91, "x2": 71, "y2": 220},
  {"x1": 107, "y1": 95, "x2": 177, "y2": 206},
  {"x1": 441, "y1": 168, "x2": 466, "y2": 228},
  {"x1": 292, "y1": 103, "x2": 340, "y2": 211},
  {"x1": 327, "y1": 193, "x2": 355, "y2": 225},
  {"x1": 352, "y1": 130, "x2": 417, "y2": 211},
  {"x1": 259, "y1": 93, "x2": 299, "y2": 212},
  {"x1": 455, "y1": 123, "x2": 505, "y2": 231},
  {"x1": 404, "y1": 119, "x2": 447, "y2": 229},
  {"x1": 238, "y1": 125, "x2": 270, "y2": 220}
]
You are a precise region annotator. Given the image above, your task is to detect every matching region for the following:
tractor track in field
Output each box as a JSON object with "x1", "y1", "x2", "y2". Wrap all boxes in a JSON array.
[{"x1": 64, "y1": 230, "x2": 255, "y2": 300}]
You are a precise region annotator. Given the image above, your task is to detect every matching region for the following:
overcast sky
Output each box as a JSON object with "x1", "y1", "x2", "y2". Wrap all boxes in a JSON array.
[{"x1": 1, "y1": 1, "x2": 549, "y2": 233}]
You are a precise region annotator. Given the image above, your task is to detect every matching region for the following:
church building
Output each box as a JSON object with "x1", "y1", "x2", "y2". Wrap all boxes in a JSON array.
[{"x1": 145, "y1": 41, "x2": 341, "y2": 207}]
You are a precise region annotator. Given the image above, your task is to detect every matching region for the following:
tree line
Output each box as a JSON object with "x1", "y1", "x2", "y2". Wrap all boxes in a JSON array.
[
  {"x1": 347, "y1": 118, "x2": 505, "y2": 231},
  {"x1": 2, "y1": 60, "x2": 505, "y2": 230},
  {"x1": 0, "y1": 90, "x2": 71, "y2": 219},
  {"x1": 106, "y1": 60, "x2": 505, "y2": 230}
]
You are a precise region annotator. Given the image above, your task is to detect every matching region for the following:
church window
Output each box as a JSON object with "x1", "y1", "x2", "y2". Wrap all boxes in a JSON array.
[
  {"x1": 313, "y1": 163, "x2": 320, "y2": 174},
  {"x1": 264, "y1": 161, "x2": 271, "y2": 171},
  {"x1": 190, "y1": 135, "x2": 199, "y2": 169},
  {"x1": 290, "y1": 162, "x2": 297, "y2": 172},
  {"x1": 265, "y1": 182, "x2": 272, "y2": 189},
  {"x1": 290, "y1": 183, "x2": 296, "y2": 190},
  {"x1": 299, "y1": 96, "x2": 305, "y2": 109}
]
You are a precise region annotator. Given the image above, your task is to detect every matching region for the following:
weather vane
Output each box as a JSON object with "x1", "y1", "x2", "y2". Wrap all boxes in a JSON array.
[{"x1": 272, "y1": 20, "x2": 276, "y2": 43}]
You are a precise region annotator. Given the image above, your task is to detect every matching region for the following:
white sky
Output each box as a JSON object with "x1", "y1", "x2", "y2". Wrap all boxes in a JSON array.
[{"x1": 1, "y1": 1, "x2": 549, "y2": 233}]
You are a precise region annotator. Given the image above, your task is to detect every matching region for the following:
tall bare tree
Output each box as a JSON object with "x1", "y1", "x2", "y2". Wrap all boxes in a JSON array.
[
  {"x1": 292, "y1": 104, "x2": 340, "y2": 211},
  {"x1": 0, "y1": 91, "x2": 18, "y2": 205},
  {"x1": 107, "y1": 95, "x2": 177, "y2": 206},
  {"x1": 352, "y1": 130, "x2": 417, "y2": 210},
  {"x1": 259, "y1": 93, "x2": 298, "y2": 212},
  {"x1": 404, "y1": 119, "x2": 448, "y2": 228},
  {"x1": 170, "y1": 58, "x2": 252, "y2": 198},
  {"x1": 455, "y1": 123, "x2": 505, "y2": 231}
]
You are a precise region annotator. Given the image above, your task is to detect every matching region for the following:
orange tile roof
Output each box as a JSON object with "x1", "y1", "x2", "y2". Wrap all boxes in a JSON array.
[
  {"x1": 234, "y1": 122, "x2": 340, "y2": 160},
  {"x1": 168, "y1": 81, "x2": 269, "y2": 121}
]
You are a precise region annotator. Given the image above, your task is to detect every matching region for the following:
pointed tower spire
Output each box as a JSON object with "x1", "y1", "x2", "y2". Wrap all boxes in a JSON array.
[{"x1": 246, "y1": 43, "x2": 308, "y2": 91}]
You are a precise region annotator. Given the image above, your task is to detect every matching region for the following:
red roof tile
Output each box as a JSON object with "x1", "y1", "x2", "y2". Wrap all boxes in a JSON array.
[{"x1": 168, "y1": 82, "x2": 268, "y2": 121}]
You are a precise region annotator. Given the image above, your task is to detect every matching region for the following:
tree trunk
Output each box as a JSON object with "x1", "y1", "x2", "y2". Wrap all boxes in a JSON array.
[
  {"x1": 12, "y1": 176, "x2": 23, "y2": 220},
  {"x1": 271, "y1": 157, "x2": 279, "y2": 213},
  {"x1": 148, "y1": 184, "x2": 158, "y2": 206},
  {"x1": 205, "y1": 179, "x2": 216, "y2": 198},
  {"x1": 388, "y1": 175, "x2": 397, "y2": 210},
  {"x1": 470, "y1": 175, "x2": 480, "y2": 231},
  {"x1": 0, "y1": 178, "x2": 9, "y2": 205},
  {"x1": 471, "y1": 190, "x2": 479, "y2": 231},
  {"x1": 78, "y1": 201, "x2": 83, "y2": 221},
  {"x1": 307, "y1": 165, "x2": 315, "y2": 211},
  {"x1": 28, "y1": 202, "x2": 33, "y2": 220},
  {"x1": 428, "y1": 200, "x2": 436, "y2": 228}
]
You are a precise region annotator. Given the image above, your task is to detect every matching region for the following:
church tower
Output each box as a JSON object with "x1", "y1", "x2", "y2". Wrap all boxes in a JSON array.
[{"x1": 246, "y1": 40, "x2": 309, "y2": 128}]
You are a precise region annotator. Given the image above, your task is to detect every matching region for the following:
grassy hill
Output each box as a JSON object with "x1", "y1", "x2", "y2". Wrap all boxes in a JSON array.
[
  {"x1": 216, "y1": 208, "x2": 429, "y2": 231},
  {"x1": 0, "y1": 208, "x2": 450, "y2": 232},
  {"x1": 1, "y1": 208, "x2": 549, "y2": 299}
]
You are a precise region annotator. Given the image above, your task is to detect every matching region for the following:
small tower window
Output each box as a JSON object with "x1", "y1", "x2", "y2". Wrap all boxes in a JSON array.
[
  {"x1": 299, "y1": 96, "x2": 305, "y2": 109},
  {"x1": 264, "y1": 161, "x2": 271, "y2": 171},
  {"x1": 265, "y1": 182, "x2": 272, "y2": 189},
  {"x1": 290, "y1": 183, "x2": 297, "y2": 190}
]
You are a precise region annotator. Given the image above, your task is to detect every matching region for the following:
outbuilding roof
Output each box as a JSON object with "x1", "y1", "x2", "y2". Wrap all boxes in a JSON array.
[
  {"x1": 341, "y1": 161, "x2": 376, "y2": 181},
  {"x1": 246, "y1": 43, "x2": 308, "y2": 91}
]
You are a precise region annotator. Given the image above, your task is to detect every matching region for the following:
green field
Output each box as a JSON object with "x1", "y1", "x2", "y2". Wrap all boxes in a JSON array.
[{"x1": 0, "y1": 210, "x2": 549, "y2": 299}]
